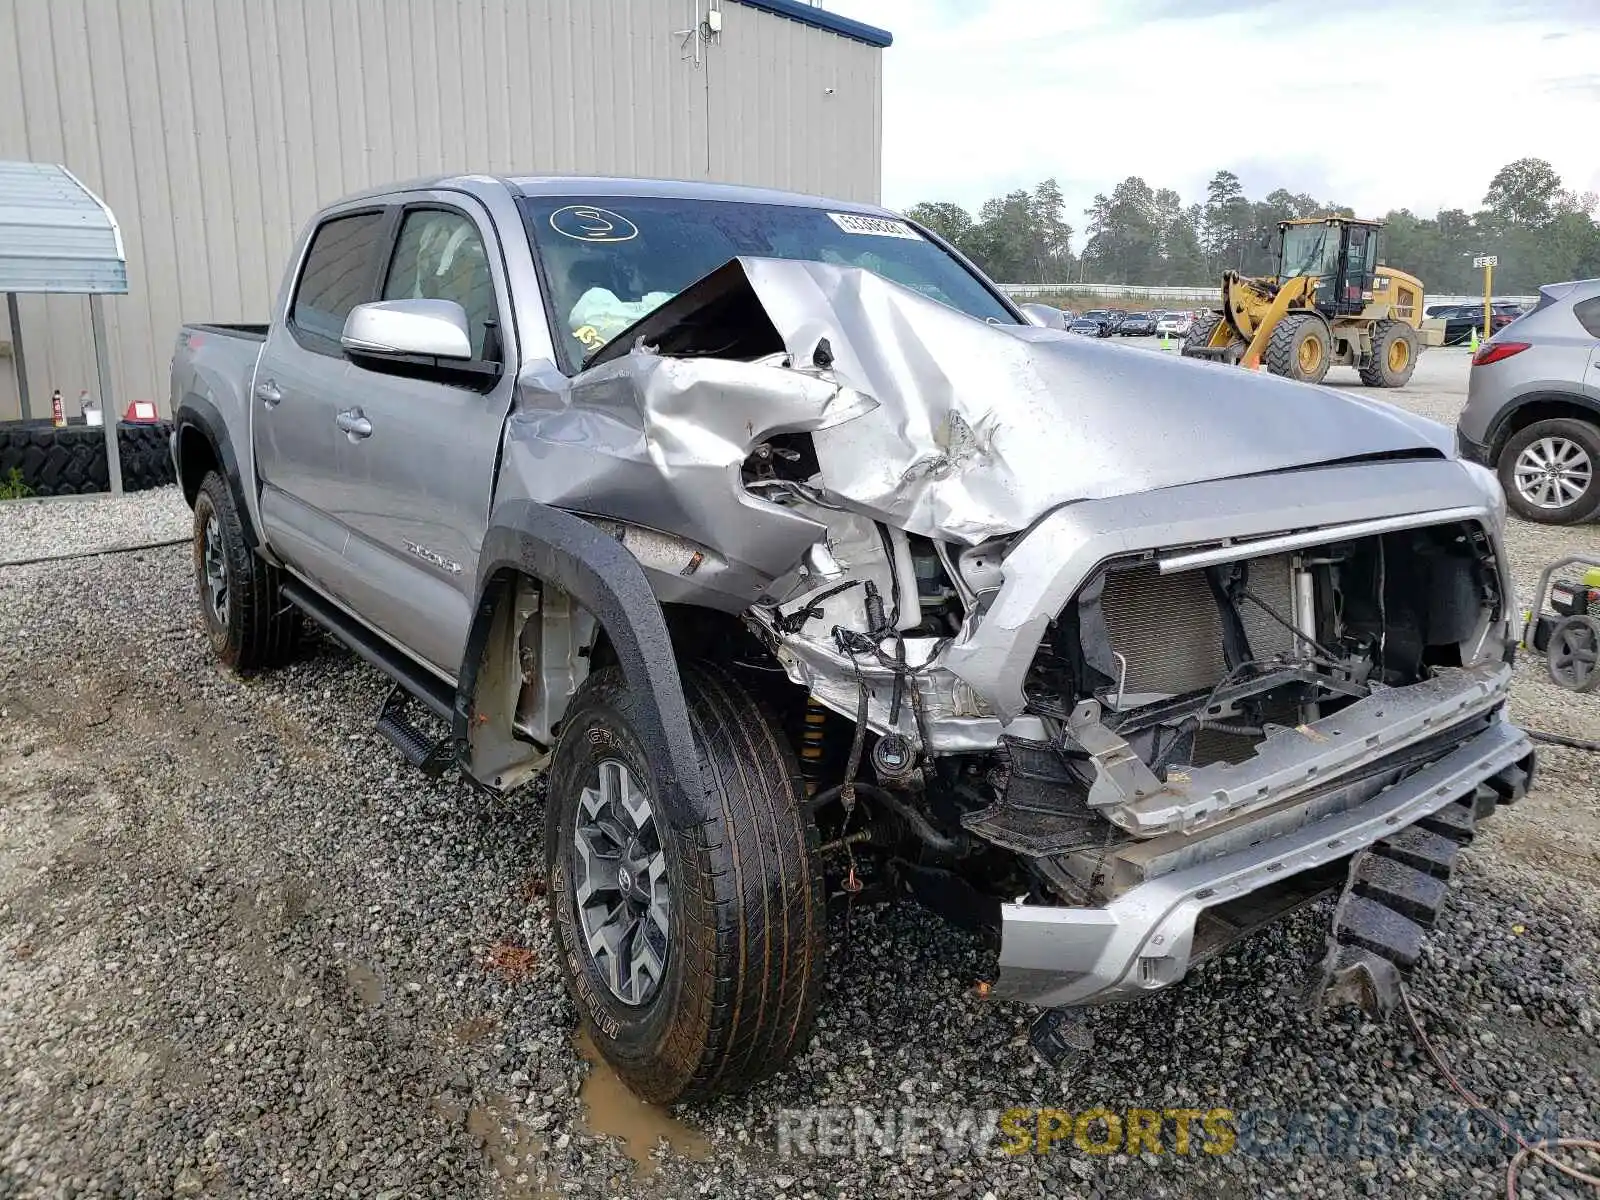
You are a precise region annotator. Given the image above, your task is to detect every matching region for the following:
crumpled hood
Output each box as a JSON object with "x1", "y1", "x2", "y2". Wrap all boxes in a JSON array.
[{"x1": 730, "y1": 258, "x2": 1451, "y2": 544}]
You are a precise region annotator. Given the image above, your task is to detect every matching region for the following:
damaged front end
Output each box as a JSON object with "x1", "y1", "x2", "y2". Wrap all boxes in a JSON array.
[{"x1": 498, "y1": 254, "x2": 1532, "y2": 1012}]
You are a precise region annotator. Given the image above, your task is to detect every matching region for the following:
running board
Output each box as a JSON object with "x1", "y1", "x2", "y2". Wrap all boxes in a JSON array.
[
  {"x1": 278, "y1": 578, "x2": 455, "y2": 721},
  {"x1": 375, "y1": 684, "x2": 453, "y2": 778}
]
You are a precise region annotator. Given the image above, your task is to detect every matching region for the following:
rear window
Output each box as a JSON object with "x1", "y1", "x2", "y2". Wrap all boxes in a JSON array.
[
  {"x1": 291, "y1": 211, "x2": 389, "y2": 344},
  {"x1": 1574, "y1": 295, "x2": 1600, "y2": 338}
]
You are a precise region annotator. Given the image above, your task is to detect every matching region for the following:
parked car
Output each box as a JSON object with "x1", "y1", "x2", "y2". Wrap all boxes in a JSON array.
[
  {"x1": 1456, "y1": 277, "x2": 1600, "y2": 523},
  {"x1": 1078, "y1": 309, "x2": 1118, "y2": 336},
  {"x1": 1442, "y1": 304, "x2": 1522, "y2": 346},
  {"x1": 1155, "y1": 311, "x2": 1194, "y2": 339},
  {"x1": 172, "y1": 173, "x2": 1531, "y2": 1105},
  {"x1": 1115, "y1": 311, "x2": 1158, "y2": 336},
  {"x1": 1067, "y1": 317, "x2": 1109, "y2": 337}
]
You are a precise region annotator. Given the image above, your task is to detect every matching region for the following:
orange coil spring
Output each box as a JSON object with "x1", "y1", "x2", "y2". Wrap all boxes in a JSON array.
[{"x1": 799, "y1": 699, "x2": 829, "y2": 797}]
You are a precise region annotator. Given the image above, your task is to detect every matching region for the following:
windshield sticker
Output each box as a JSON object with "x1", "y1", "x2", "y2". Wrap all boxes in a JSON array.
[
  {"x1": 827, "y1": 212, "x2": 923, "y2": 240},
  {"x1": 549, "y1": 206, "x2": 639, "y2": 243}
]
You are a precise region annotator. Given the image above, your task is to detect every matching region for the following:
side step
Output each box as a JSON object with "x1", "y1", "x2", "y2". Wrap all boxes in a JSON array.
[
  {"x1": 376, "y1": 684, "x2": 454, "y2": 778},
  {"x1": 279, "y1": 578, "x2": 459, "y2": 776}
]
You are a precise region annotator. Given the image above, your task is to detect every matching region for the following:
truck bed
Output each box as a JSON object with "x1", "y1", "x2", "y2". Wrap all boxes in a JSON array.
[{"x1": 183, "y1": 322, "x2": 269, "y2": 342}]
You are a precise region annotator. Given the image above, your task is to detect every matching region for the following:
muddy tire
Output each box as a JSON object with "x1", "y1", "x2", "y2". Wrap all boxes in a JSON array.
[
  {"x1": 1358, "y1": 320, "x2": 1419, "y2": 387},
  {"x1": 546, "y1": 663, "x2": 824, "y2": 1104},
  {"x1": 192, "y1": 471, "x2": 299, "y2": 671},
  {"x1": 1497, "y1": 417, "x2": 1600, "y2": 525},
  {"x1": 1265, "y1": 312, "x2": 1332, "y2": 384}
]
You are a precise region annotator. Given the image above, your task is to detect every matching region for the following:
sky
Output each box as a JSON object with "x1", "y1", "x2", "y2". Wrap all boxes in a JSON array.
[{"x1": 824, "y1": 0, "x2": 1600, "y2": 229}]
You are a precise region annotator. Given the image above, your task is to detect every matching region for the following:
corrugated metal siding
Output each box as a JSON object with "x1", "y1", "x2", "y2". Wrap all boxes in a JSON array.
[
  {"x1": 0, "y1": 0, "x2": 883, "y2": 422},
  {"x1": 711, "y1": 1, "x2": 883, "y2": 201}
]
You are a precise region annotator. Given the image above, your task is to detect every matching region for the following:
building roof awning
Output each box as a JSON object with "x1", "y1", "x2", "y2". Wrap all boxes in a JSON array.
[
  {"x1": 732, "y1": 0, "x2": 893, "y2": 47},
  {"x1": 0, "y1": 160, "x2": 127, "y2": 295}
]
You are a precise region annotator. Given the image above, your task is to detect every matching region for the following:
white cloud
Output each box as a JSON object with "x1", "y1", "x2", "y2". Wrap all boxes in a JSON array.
[{"x1": 828, "y1": 0, "x2": 1600, "y2": 228}]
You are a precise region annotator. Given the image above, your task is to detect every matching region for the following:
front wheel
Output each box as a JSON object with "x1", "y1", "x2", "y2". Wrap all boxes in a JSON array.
[
  {"x1": 546, "y1": 663, "x2": 824, "y2": 1103},
  {"x1": 1182, "y1": 311, "x2": 1239, "y2": 359},
  {"x1": 1264, "y1": 312, "x2": 1332, "y2": 384}
]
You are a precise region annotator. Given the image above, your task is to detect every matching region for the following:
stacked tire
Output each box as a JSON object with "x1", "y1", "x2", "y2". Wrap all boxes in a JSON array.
[{"x1": 0, "y1": 420, "x2": 176, "y2": 496}]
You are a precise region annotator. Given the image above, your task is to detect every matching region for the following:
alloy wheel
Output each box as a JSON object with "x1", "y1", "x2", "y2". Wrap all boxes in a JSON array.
[
  {"x1": 1513, "y1": 436, "x2": 1593, "y2": 511},
  {"x1": 572, "y1": 758, "x2": 671, "y2": 1006},
  {"x1": 202, "y1": 512, "x2": 228, "y2": 622}
]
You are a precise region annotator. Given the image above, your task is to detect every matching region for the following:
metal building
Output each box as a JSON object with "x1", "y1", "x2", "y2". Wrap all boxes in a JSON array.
[{"x1": 0, "y1": 0, "x2": 891, "y2": 422}]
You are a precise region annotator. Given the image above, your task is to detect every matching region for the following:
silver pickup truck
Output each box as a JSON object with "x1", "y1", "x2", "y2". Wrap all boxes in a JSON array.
[{"x1": 171, "y1": 175, "x2": 1534, "y2": 1103}]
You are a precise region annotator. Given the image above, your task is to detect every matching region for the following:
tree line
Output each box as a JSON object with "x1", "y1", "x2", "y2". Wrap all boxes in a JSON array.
[{"x1": 904, "y1": 159, "x2": 1600, "y2": 295}]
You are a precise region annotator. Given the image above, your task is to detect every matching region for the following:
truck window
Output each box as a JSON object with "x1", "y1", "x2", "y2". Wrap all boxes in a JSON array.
[
  {"x1": 290, "y1": 211, "x2": 389, "y2": 347},
  {"x1": 381, "y1": 209, "x2": 500, "y2": 360}
]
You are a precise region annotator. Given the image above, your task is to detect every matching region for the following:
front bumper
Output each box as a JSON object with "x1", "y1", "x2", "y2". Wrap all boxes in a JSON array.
[{"x1": 993, "y1": 716, "x2": 1532, "y2": 1007}]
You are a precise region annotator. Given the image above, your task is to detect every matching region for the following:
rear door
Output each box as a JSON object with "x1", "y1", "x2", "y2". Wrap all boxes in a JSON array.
[
  {"x1": 254, "y1": 207, "x2": 392, "y2": 594},
  {"x1": 328, "y1": 194, "x2": 520, "y2": 675}
]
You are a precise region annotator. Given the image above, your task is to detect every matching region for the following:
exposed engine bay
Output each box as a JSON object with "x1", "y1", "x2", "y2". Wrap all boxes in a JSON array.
[{"x1": 745, "y1": 471, "x2": 1510, "y2": 902}]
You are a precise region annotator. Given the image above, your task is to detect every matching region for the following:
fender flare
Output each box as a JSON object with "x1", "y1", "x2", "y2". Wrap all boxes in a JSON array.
[
  {"x1": 456, "y1": 500, "x2": 701, "y2": 805},
  {"x1": 173, "y1": 393, "x2": 260, "y2": 549},
  {"x1": 1484, "y1": 390, "x2": 1600, "y2": 457}
]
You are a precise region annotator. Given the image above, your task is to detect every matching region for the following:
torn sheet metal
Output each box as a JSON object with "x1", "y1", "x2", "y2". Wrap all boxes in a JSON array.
[
  {"x1": 636, "y1": 257, "x2": 1449, "y2": 544},
  {"x1": 498, "y1": 351, "x2": 874, "y2": 611},
  {"x1": 510, "y1": 256, "x2": 1450, "y2": 565}
]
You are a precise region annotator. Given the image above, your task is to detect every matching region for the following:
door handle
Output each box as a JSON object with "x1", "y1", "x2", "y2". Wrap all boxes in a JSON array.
[
  {"x1": 336, "y1": 408, "x2": 372, "y2": 439},
  {"x1": 255, "y1": 379, "x2": 282, "y2": 406}
]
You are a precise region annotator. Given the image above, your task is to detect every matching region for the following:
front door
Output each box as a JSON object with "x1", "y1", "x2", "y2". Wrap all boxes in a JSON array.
[
  {"x1": 329, "y1": 197, "x2": 519, "y2": 676},
  {"x1": 253, "y1": 207, "x2": 392, "y2": 598}
]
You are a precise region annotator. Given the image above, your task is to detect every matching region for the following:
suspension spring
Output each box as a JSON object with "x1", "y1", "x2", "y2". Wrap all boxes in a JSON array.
[{"x1": 799, "y1": 698, "x2": 829, "y2": 797}]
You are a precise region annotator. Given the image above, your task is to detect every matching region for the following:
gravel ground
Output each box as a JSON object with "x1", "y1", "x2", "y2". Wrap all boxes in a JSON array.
[
  {"x1": 0, "y1": 486, "x2": 190, "y2": 565},
  {"x1": 1, "y1": 355, "x2": 1597, "y2": 1199}
]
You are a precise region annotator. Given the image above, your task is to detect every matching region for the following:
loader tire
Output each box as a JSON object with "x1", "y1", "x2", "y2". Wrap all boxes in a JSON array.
[
  {"x1": 1265, "y1": 312, "x2": 1332, "y2": 384},
  {"x1": 0, "y1": 420, "x2": 175, "y2": 496},
  {"x1": 1359, "y1": 320, "x2": 1419, "y2": 388},
  {"x1": 546, "y1": 663, "x2": 825, "y2": 1104},
  {"x1": 1181, "y1": 311, "x2": 1240, "y2": 360},
  {"x1": 193, "y1": 470, "x2": 299, "y2": 671}
]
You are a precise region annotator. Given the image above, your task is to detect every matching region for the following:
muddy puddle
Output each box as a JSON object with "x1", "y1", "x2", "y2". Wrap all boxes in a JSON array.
[{"x1": 574, "y1": 1029, "x2": 712, "y2": 1175}]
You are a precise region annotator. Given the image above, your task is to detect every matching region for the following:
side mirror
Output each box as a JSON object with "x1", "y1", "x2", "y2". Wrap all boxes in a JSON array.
[
  {"x1": 342, "y1": 299, "x2": 501, "y2": 390},
  {"x1": 343, "y1": 299, "x2": 473, "y2": 358},
  {"x1": 1020, "y1": 303, "x2": 1068, "y2": 330}
]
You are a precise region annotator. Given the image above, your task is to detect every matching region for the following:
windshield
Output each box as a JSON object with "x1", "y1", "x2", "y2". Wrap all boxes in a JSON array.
[
  {"x1": 1279, "y1": 224, "x2": 1339, "y2": 280},
  {"x1": 519, "y1": 195, "x2": 1017, "y2": 370}
]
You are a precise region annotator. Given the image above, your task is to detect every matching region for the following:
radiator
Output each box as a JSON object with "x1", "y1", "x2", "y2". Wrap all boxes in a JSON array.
[{"x1": 1100, "y1": 555, "x2": 1298, "y2": 696}]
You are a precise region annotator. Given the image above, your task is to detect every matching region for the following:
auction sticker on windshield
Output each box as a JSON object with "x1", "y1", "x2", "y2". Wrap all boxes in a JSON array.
[
  {"x1": 549, "y1": 205, "x2": 639, "y2": 243},
  {"x1": 827, "y1": 212, "x2": 923, "y2": 240}
]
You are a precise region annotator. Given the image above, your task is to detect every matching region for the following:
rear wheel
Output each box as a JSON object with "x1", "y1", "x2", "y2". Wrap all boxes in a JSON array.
[
  {"x1": 1264, "y1": 312, "x2": 1332, "y2": 384},
  {"x1": 192, "y1": 471, "x2": 299, "y2": 670},
  {"x1": 1358, "y1": 320, "x2": 1419, "y2": 387},
  {"x1": 546, "y1": 663, "x2": 824, "y2": 1103},
  {"x1": 1497, "y1": 418, "x2": 1600, "y2": 524}
]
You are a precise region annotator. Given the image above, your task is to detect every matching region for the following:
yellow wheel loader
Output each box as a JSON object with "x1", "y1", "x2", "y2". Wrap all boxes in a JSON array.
[{"x1": 1182, "y1": 216, "x2": 1444, "y2": 387}]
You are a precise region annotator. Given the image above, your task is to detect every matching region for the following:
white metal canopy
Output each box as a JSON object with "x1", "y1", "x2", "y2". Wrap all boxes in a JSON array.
[
  {"x1": 0, "y1": 161, "x2": 129, "y2": 493},
  {"x1": 0, "y1": 161, "x2": 127, "y2": 294}
]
